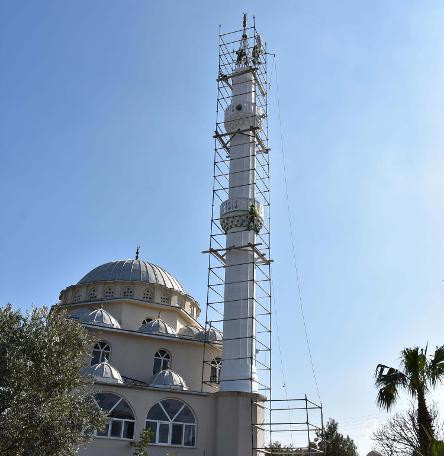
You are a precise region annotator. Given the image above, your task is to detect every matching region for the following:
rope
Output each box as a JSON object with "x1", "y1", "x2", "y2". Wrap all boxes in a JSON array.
[{"x1": 272, "y1": 56, "x2": 322, "y2": 405}]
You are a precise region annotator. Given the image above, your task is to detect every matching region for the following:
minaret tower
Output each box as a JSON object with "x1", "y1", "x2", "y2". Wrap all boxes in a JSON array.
[
  {"x1": 203, "y1": 16, "x2": 271, "y2": 453},
  {"x1": 218, "y1": 16, "x2": 265, "y2": 393}
]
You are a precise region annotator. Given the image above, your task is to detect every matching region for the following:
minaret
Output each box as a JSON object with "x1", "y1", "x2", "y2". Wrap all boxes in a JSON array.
[
  {"x1": 204, "y1": 15, "x2": 270, "y2": 455},
  {"x1": 218, "y1": 14, "x2": 265, "y2": 393}
]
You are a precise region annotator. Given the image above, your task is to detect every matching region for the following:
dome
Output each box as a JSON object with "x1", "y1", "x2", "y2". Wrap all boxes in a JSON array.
[
  {"x1": 150, "y1": 369, "x2": 188, "y2": 390},
  {"x1": 138, "y1": 318, "x2": 177, "y2": 336},
  {"x1": 178, "y1": 325, "x2": 200, "y2": 338},
  {"x1": 80, "y1": 308, "x2": 121, "y2": 329},
  {"x1": 195, "y1": 327, "x2": 223, "y2": 342},
  {"x1": 367, "y1": 452, "x2": 382, "y2": 456},
  {"x1": 82, "y1": 361, "x2": 123, "y2": 384},
  {"x1": 78, "y1": 259, "x2": 185, "y2": 293}
]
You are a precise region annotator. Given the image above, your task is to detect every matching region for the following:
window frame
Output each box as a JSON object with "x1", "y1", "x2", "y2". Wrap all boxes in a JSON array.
[
  {"x1": 142, "y1": 288, "x2": 153, "y2": 301},
  {"x1": 122, "y1": 286, "x2": 134, "y2": 298},
  {"x1": 153, "y1": 349, "x2": 171, "y2": 375},
  {"x1": 91, "y1": 340, "x2": 111, "y2": 365},
  {"x1": 88, "y1": 287, "x2": 97, "y2": 300},
  {"x1": 210, "y1": 357, "x2": 222, "y2": 384},
  {"x1": 145, "y1": 399, "x2": 197, "y2": 448},
  {"x1": 93, "y1": 392, "x2": 135, "y2": 441},
  {"x1": 104, "y1": 287, "x2": 114, "y2": 299}
]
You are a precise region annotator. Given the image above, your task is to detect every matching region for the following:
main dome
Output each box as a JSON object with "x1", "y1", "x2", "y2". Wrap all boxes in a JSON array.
[{"x1": 78, "y1": 259, "x2": 185, "y2": 293}]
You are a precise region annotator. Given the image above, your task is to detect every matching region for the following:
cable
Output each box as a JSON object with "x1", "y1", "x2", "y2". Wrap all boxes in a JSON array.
[
  {"x1": 273, "y1": 55, "x2": 322, "y2": 404},
  {"x1": 272, "y1": 276, "x2": 295, "y2": 445}
]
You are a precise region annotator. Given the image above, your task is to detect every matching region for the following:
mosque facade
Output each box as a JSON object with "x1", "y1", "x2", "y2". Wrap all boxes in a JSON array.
[
  {"x1": 57, "y1": 259, "x2": 241, "y2": 455},
  {"x1": 55, "y1": 15, "x2": 269, "y2": 456}
]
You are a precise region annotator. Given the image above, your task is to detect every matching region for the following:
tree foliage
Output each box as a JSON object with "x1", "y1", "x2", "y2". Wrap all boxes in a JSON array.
[
  {"x1": 313, "y1": 418, "x2": 359, "y2": 456},
  {"x1": 375, "y1": 345, "x2": 444, "y2": 456},
  {"x1": 372, "y1": 406, "x2": 444, "y2": 456},
  {"x1": 0, "y1": 304, "x2": 106, "y2": 456},
  {"x1": 133, "y1": 429, "x2": 153, "y2": 456}
]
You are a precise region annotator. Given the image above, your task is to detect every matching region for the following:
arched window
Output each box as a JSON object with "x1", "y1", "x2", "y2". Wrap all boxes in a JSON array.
[
  {"x1": 93, "y1": 392, "x2": 135, "y2": 440},
  {"x1": 88, "y1": 288, "x2": 97, "y2": 300},
  {"x1": 142, "y1": 317, "x2": 153, "y2": 325},
  {"x1": 122, "y1": 287, "x2": 133, "y2": 298},
  {"x1": 210, "y1": 357, "x2": 222, "y2": 383},
  {"x1": 91, "y1": 341, "x2": 111, "y2": 365},
  {"x1": 73, "y1": 291, "x2": 82, "y2": 303},
  {"x1": 104, "y1": 287, "x2": 114, "y2": 299},
  {"x1": 160, "y1": 294, "x2": 170, "y2": 304},
  {"x1": 153, "y1": 349, "x2": 171, "y2": 375},
  {"x1": 143, "y1": 288, "x2": 153, "y2": 301},
  {"x1": 146, "y1": 399, "x2": 196, "y2": 447}
]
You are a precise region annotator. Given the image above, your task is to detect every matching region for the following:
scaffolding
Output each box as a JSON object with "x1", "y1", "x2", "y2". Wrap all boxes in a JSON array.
[{"x1": 201, "y1": 15, "x2": 323, "y2": 455}]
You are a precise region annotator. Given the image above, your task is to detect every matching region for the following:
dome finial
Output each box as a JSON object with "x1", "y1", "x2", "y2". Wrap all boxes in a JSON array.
[{"x1": 135, "y1": 245, "x2": 140, "y2": 260}]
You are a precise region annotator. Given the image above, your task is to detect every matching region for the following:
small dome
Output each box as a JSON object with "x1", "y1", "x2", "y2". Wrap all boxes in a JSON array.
[
  {"x1": 367, "y1": 452, "x2": 382, "y2": 456},
  {"x1": 82, "y1": 361, "x2": 123, "y2": 384},
  {"x1": 150, "y1": 369, "x2": 188, "y2": 390},
  {"x1": 80, "y1": 308, "x2": 120, "y2": 329},
  {"x1": 138, "y1": 318, "x2": 176, "y2": 336},
  {"x1": 178, "y1": 325, "x2": 200, "y2": 338},
  {"x1": 78, "y1": 259, "x2": 185, "y2": 294},
  {"x1": 195, "y1": 327, "x2": 223, "y2": 342}
]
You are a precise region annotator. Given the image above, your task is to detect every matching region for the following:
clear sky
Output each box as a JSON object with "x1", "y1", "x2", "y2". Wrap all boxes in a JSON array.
[{"x1": 1, "y1": 1, "x2": 444, "y2": 453}]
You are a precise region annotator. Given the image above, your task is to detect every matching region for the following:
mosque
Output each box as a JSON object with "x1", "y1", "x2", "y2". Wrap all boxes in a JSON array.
[{"x1": 55, "y1": 16, "x2": 274, "y2": 456}]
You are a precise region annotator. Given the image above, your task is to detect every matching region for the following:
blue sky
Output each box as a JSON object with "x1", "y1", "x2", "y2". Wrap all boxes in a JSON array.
[{"x1": 1, "y1": 1, "x2": 444, "y2": 453}]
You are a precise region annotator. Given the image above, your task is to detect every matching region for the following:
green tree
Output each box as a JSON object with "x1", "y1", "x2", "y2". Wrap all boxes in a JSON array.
[
  {"x1": 0, "y1": 304, "x2": 106, "y2": 456},
  {"x1": 313, "y1": 418, "x2": 359, "y2": 456},
  {"x1": 133, "y1": 429, "x2": 153, "y2": 456},
  {"x1": 375, "y1": 345, "x2": 444, "y2": 456}
]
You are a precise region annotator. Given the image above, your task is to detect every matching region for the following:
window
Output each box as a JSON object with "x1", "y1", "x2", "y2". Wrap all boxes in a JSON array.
[
  {"x1": 73, "y1": 291, "x2": 82, "y2": 303},
  {"x1": 93, "y1": 392, "x2": 135, "y2": 440},
  {"x1": 146, "y1": 399, "x2": 196, "y2": 447},
  {"x1": 122, "y1": 287, "x2": 133, "y2": 298},
  {"x1": 91, "y1": 341, "x2": 111, "y2": 365},
  {"x1": 142, "y1": 318, "x2": 153, "y2": 325},
  {"x1": 153, "y1": 349, "x2": 171, "y2": 375},
  {"x1": 160, "y1": 294, "x2": 169, "y2": 304},
  {"x1": 210, "y1": 357, "x2": 222, "y2": 383},
  {"x1": 104, "y1": 287, "x2": 114, "y2": 299},
  {"x1": 143, "y1": 288, "x2": 153, "y2": 301},
  {"x1": 88, "y1": 288, "x2": 97, "y2": 300}
]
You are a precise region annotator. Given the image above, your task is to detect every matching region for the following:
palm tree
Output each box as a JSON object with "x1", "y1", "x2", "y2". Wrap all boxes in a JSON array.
[{"x1": 375, "y1": 345, "x2": 444, "y2": 456}]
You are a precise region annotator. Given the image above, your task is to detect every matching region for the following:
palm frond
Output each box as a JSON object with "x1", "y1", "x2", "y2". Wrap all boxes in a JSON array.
[
  {"x1": 428, "y1": 344, "x2": 444, "y2": 387},
  {"x1": 374, "y1": 364, "x2": 407, "y2": 411},
  {"x1": 401, "y1": 347, "x2": 428, "y2": 395}
]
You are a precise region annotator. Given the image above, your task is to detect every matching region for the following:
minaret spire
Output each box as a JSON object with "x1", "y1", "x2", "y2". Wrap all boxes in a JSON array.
[{"x1": 236, "y1": 13, "x2": 249, "y2": 67}]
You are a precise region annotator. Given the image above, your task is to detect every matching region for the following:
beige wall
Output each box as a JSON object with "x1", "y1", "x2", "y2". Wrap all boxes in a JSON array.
[
  {"x1": 77, "y1": 385, "x2": 265, "y2": 456},
  {"x1": 87, "y1": 327, "x2": 220, "y2": 392},
  {"x1": 77, "y1": 383, "x2": 217, "y2": 456},
  {"x1": 60, "y1": 280, "x2": 201, "y2": 321}
]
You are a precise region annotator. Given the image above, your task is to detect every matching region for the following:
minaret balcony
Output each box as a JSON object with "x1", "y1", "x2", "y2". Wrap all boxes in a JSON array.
[
  {"x1": 224, "y1": 101, "x2": 264, "y2": 134},
  {"x1": 220, "y1": 197, "x2": 264, "y2": 234}
]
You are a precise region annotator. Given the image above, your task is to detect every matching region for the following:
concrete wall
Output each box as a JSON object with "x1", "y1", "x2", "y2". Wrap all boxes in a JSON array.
[{"x1": 215, "y1": 391, "x2": 265, "y2": 456}]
